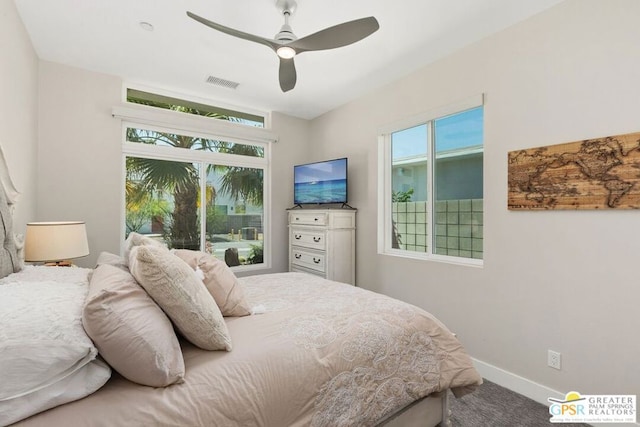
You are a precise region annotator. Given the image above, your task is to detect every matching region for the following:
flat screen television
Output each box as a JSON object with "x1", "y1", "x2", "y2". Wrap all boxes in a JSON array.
[{"x1": 294, "y1": 157, "x2": 348, "y2": 205}]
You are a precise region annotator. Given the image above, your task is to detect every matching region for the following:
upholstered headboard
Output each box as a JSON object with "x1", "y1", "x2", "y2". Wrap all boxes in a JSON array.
[{"x1": 0, "y1": 145, "x2": 22, "y2": 278}]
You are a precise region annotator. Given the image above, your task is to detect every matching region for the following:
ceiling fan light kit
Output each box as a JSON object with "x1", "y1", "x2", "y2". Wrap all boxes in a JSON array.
[
  {"x1": 276, "y1": 46, "x2": 296, "y2": 59},
  {"x1": 187, "y1": 0, "x2": 379, "y2": 92}
]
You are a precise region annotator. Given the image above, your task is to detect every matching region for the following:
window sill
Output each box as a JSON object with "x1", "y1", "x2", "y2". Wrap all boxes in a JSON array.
[{"x1": 379, "y1": 249, "x2": 484, "y2": 268}]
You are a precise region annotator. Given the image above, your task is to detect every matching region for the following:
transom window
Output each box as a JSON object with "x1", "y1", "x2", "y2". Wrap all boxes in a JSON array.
[
  {"x1": 378, "y1": 96, "x2": 484, "y2": 265},
  {"x1": 127, "y1": 88, "x2": 265, "y2": 128}
]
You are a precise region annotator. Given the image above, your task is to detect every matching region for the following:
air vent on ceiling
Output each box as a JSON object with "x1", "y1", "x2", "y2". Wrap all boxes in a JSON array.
[{"x1": 205, "y1": 75, "x2": 240, "y2": 90}]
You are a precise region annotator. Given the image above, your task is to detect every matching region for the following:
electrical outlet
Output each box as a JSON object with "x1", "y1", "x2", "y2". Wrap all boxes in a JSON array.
[{"x1": 548, "y1": 350, "x2": 561, "y2": 370}]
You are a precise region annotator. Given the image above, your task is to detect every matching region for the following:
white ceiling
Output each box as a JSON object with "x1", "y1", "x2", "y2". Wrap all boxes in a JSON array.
[{"x1": 14, "y1": 0, "x2": 563, "y2": 120}]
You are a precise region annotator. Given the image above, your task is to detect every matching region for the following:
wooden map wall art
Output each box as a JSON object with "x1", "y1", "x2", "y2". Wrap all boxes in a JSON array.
[{"x1": 508, "y1": 131, "x2": 640, "y2": 210}]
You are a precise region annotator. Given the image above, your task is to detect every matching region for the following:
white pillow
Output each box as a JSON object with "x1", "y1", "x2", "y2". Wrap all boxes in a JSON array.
[
  {"x1": 0, "y1": 275, "x2": 110, "y2": 424},
  {"x1": 0, "y1": 359, "x2": 111, "y2": 426}
]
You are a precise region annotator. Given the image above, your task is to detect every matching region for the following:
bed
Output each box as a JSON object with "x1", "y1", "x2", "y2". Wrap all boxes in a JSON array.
[{"x1": 0, "y1": 152, "x2": 481, "y2": 427}]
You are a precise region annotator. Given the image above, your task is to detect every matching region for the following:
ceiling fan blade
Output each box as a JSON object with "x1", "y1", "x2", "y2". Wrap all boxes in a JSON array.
[
  {"x1": 279, "y1": 57, "x2": 297, "y2": 92},
  {"x1": 187, "y1": 11, "x2": 279, "y2": 51},
  {"x1": 288, "y1": 16, "x2": 379, "y2": 53}
]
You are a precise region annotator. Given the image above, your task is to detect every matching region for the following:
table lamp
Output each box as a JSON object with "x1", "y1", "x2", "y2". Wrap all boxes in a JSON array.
[{"x1": 24, "y1": 221, "x2": 90, "y2": 266}]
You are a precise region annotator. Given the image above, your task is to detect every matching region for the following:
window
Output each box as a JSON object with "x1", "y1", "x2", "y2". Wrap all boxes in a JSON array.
[
  {"x1": 378, "y1": 96, "x2": 483, "y2": 265},
  {"x1": 126, "y1": 89, "x2": 265, "y2": 128},
  {"x1": 121, "y1": 89, "x2": 271, "y2": 270}
]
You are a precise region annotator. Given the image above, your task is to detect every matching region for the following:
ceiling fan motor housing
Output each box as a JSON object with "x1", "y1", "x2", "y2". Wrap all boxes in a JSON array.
[
  {"x1": 275, "y1": 23, "x2": 297, "y2": 42},
  {"x1": 275, "y1": 0, "x2": 297, "y2": 42}
]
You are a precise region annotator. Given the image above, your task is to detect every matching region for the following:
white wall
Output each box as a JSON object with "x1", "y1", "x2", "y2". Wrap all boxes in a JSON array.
[
  {"x1": 309, "y1": 0, "x2": 640, "y2": 397},
  {"x1": 36, "y1": 61, "x2": 310, "y2": 271},
  {"x1": 0, "y1": 0, "x2": 38, "y2": 230}
]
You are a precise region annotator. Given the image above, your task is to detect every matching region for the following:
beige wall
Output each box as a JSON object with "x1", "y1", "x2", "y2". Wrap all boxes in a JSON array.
[
  {"x1": 36, "y1": 61, "x2": 310, "y2": 272},
  {"x1": 37, "y1": 62, "x2": 122, "y2": 267},
  {"x1": 270, "y1": 112, "x2": 311, "y2": 272},
  {"x1": 0, "y1": 0, "x2": 38, "y2": 231},
  {"x1": 309, "y1": 0, "x2": 640, "y2": 396}
]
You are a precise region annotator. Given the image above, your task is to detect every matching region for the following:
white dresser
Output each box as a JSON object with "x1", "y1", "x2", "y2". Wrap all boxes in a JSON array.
[{"x1": 288, "y1": 208, "x2": 356, "y2": 285}]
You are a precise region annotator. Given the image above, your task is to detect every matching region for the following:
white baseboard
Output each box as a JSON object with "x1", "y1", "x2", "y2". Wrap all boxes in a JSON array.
[
  {"x1": 472, "y1": 358, "x2": 639, "y2": 427},
  {"x1": 472, "y1": 357, "x2": 563, "y2": 406}
]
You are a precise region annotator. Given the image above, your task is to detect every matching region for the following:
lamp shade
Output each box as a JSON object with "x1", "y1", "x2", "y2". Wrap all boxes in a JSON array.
[{"x1": 24, "y1": 221, "x2": 90, "y2": 262}]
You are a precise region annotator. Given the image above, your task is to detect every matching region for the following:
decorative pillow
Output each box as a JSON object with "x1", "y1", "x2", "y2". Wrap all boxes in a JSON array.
[
  {"x1": 0, "y1": 271, "x2": 110, "y2": 425},
  {"x1": 123, "y1": 232, "x2": 166, "y2": 266},
  {"x1": 129, "y1": 245, "x2": 232, "y2": 351},
  {"x1": 0, "y1": 146, "x2": 23, "y2": 275},
  {"x1": 0, "y1": 185, "x2": 21, "y2": 277},
  {"x1": 82, "y1": 264, "x2": 185, "y2": 387},
  {"x1": 173, "y1": 249, "x2": 251, "y2": 317}
]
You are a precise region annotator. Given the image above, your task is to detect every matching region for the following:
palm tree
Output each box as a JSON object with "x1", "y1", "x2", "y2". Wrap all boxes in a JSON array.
[
  {"x1": 126, "y1": 150, "x2": 201, "y2": 249},
  {"x1": 125, "y1": 173, "x2": 170, "y2": 234},
  {"x1": 216, "y1": 144, "x2": 264, "y2": 206}
]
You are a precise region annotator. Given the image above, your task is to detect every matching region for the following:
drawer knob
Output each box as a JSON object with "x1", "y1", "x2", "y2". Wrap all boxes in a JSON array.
[
  {"x1": 314, "y1": 217, "x2": 319, "y2": 221},
  {"x1": 294, "y1": 234, "x2": 302, "y2": 240},
  {"x1": 313, "y1": 258, "x2": 321, "y2": 264},
  {"x1": 294, "y1": 254, "x2": 302, "y2": 259},
  {"x1": 295, "y1": 217, "x2": 300, "y2": 220},
  {"x1": 313, "y1": 237, "x2": 321, "y2": 243}
]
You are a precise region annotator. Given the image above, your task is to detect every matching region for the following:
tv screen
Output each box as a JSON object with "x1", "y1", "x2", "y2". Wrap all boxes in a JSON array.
[{"x1": 294, "y1": 158, "x2": 348, "y2": 205}]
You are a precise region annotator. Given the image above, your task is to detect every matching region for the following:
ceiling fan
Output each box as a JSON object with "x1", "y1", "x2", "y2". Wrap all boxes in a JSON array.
[{"x1": 187, "y1": 0, "x2": 379, "y2": 92}]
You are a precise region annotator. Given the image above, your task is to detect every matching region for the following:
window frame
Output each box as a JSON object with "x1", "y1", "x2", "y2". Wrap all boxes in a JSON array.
[
  {"x1": 377, "y1": 95, "x2": 484, "y2": 267},
  {"x1": 123, "y1": 83, "x2": 270, "y2": 129},
  {"x1": 119, "y1": 111, "x2": 272, "y2": 273}
]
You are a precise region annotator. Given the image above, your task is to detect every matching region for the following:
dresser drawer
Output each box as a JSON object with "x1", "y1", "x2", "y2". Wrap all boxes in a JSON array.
[
  {"x1": 289, "y1": 212, "x2": 327, "y2": 226},
  {"x1": 290, "y1": 228, "x2": 326, "y2": 250},
  {"x1": 290, "y1": 247, "x2": 326, "y2": 273}
]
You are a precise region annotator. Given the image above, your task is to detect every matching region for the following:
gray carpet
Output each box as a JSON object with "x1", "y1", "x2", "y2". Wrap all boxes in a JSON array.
[{"x1": 449, "y1": 379, "x2": 591, "y2": 427}]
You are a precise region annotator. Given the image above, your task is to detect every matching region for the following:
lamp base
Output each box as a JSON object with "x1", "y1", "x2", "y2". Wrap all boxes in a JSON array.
[{"x1": 44, "y1": 261, "x2": 73, "y2": 267}]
